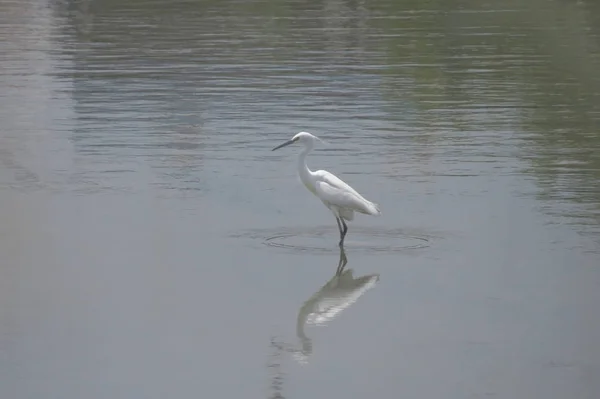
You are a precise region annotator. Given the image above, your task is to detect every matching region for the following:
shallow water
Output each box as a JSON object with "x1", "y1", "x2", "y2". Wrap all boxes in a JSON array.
[{"x1": 1, "y1": 1, "x2": 600, "y2": 398}]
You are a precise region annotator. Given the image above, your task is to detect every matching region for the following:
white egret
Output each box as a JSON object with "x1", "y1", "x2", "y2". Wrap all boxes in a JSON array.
[{"x1": 272, "y1": 132, "x2": 381, "y2": 247}]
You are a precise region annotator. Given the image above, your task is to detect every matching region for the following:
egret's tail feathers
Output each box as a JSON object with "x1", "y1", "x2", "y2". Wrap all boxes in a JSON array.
[{"x1": 365, "y1": 201, "x2": 381, "y2": 216}]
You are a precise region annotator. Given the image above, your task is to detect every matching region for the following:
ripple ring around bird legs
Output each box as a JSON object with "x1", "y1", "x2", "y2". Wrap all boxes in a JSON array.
[{"x1": 234, "y1": 225, "x2": 434, "y2": 254}]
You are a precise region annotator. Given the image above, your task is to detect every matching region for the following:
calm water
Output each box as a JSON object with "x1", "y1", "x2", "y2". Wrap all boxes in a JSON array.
[{"x1": 2, "y1": 0, "x2": 600, "y2": 398}]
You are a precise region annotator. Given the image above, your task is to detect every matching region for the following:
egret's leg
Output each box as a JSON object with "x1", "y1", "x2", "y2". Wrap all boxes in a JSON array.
[
  {"x1": 339, "y1": 218, "x2": 348, "y2": 247},
  {"x1": 336, "y1": 246, "x2": 348, "y2": 275},
  {"x1": 335, "y1": 216, "x2": 343, "y2": 237}
]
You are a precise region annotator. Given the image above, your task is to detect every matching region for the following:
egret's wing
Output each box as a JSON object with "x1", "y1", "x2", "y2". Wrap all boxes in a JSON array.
[
  {"x1": 314, "y1": 180, "x2": 378, "y2": 215},
  {"x1": 317, "y1": 171, "x2": 364, "y2": 199},
  {"x1": 315, "y1": 171, "x2": 381, "y2": 215}
]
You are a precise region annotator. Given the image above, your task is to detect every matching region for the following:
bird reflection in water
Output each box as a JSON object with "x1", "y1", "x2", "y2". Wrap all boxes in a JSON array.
[
  {"x1": 294, "y1": 246, "x2": 379, "y2": 362},
  {"x1": 269, "y1": 245, "x2": 380, "y2": 366},
  {"x1": 268, "y1": 247, "x2": 379, "y2": 397}
]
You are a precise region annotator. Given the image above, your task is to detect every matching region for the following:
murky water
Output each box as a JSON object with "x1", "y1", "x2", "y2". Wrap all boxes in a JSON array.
[{"x1": 2, "y1": 0, "x2": 600, "y2": 398}]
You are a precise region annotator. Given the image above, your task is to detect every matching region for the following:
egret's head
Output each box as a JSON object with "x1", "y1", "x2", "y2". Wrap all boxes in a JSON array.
[{"x1": 272, "y1": 131, "x2": 320, "y2": 151}]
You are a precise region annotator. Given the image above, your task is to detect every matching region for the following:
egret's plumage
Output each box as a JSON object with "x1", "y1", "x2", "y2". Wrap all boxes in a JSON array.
[{"x1": 272, "y1": 131, "x2": 381, "y2": 246}]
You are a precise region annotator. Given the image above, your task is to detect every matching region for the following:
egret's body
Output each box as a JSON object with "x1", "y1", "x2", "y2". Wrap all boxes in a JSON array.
[{"x1": 272, "y1": 132, "x2": 381, "y2": 246}]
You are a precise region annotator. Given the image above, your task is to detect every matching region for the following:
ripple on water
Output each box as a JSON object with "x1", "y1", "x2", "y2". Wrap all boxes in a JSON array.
[{"x1": 232, "y1": 225, "x2": 436, "y2": 254}]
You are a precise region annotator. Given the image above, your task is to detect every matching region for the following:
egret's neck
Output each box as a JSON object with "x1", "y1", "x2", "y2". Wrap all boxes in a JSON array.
[
  {"x1": 297, "y1": 145, "x2": 313, "y2": 179},
  {"x1": 297, "y1": 143, "x2": 318, "y2": 195}
]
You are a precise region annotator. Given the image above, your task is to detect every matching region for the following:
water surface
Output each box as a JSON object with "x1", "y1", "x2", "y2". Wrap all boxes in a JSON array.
[{"x1": 1, "y1": 1, "x2": 599, "y2": 398}]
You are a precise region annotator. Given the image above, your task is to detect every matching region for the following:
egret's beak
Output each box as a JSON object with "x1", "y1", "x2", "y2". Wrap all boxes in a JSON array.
[{"x1": 272, "y1": 139, "x2": 295, "y2": 151}]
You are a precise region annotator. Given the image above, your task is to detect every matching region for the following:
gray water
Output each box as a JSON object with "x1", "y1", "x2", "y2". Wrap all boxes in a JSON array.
[{"x1": 1, "y1": 1, "x2": 600, "y2": 398}]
